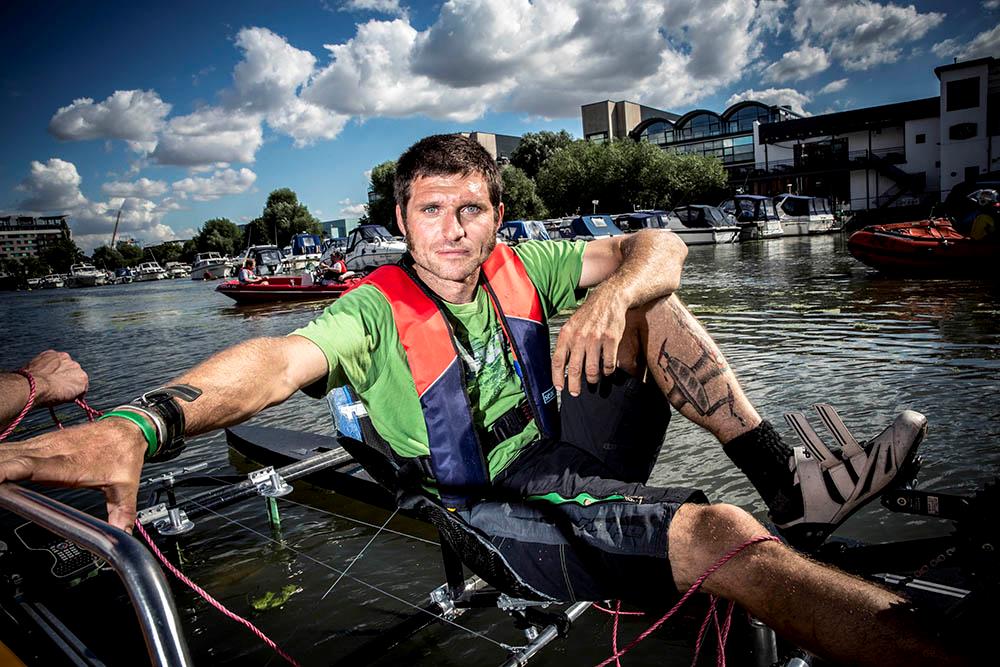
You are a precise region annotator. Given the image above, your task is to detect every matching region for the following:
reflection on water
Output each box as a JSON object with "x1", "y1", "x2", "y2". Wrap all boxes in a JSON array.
[{"x1": 1, "y1": 236, "x2": 998, "y2": 665}]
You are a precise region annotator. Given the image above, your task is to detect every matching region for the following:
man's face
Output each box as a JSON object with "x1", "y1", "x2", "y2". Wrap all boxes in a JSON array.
[{"x1": 397, "y1": 172, "x2": 503, "y2": 286}]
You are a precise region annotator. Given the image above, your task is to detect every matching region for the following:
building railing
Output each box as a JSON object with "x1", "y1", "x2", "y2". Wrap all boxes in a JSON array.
[
  {"x1": 731, "y1": 146, "x2": 907, "y2": 180},
  {"x1": 0, "y1": 483, "x2": 192, "y2": 666}
]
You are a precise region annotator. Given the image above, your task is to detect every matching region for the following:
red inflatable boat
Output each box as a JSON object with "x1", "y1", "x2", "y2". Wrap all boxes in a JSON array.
[
  {"x1": 215, "y1": 276, "x2": 361, "y2": 304},
  {"x1": 847, "y1": 218, "x2": 999, "y2": 275}
]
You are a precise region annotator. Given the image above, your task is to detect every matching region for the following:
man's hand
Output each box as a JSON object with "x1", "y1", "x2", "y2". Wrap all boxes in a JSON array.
[
  {"x1": 26, "y1": 350, "x2": 89, "y2": 406},
  {"x1": 0, "y1": 419, "x2": 146, "y2": 531},
  {"x1": 552, "y1": 286, "x2": 629, "y2": 396}
]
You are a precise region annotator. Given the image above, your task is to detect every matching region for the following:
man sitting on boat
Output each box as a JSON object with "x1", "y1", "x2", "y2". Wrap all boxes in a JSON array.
[
  {"x1": 238, "y1": 258, "x2": 268, "y2": 285},
  {"x1": 0, "y1": 135, "x2": 962, "y2": 665},
  {"x1": 316, "y1": 251, "x2": 356, "y2": 284}
]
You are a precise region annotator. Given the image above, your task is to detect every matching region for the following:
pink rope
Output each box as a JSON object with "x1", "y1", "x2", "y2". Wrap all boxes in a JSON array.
[
  {"x1": 0, "y1": 370, "x2": 37, "y2": 442},
  {"x1": 594, "y1": 534, "x2": 780, "y2": 667},
  {"x1": 134, "y1": 520, "x2": 301, "y2": 667}
]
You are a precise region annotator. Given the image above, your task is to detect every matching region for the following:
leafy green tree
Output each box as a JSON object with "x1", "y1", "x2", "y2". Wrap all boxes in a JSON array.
[
  {"x1": 181, "y1": 239, "x2": 199, "y2": 263},
  {"x1": 194, "y1": 218, "x2": 242, "y2": 256},
  {"x1": 116, "y1": 241, "x2": 144, "y2": 267},
  {"x1": 536, "y1": 139, "x2": 727, "y2": 216},
  {"x1": 366, "y1": 161, "x2": 397, "y2": 233},
  {"x1": 92, "y1": 244, "x2": 125, "y2": 270},
  {"x1": 146, "y1": 243, "x2": 182, "y2": 265},
  {"x1": 510, "y1": 130, "x2": 575, "y2": 179},
  {"x1": 501, "y1": 166, "x2": 548, "y2": 220},
  {"x1": 40, "y1": 235, "x2": 84, "y2": 273},
  {"x1": 244, "y1": 189, "x2": 320, "y2": 248}
]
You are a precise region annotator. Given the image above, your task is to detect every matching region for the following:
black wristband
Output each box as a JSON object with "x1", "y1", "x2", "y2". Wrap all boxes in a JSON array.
[{"x1": 132, "y1": 384, "x2": 202, "y2": 461}]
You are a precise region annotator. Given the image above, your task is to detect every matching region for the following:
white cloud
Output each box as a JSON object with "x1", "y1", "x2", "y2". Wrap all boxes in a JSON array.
[
  {"x1": 792, "y1": 0, "x2": 945, "y2": 71},
  {"x1": 726, "y1": 87, "x2": 812, "y2": 116},
  {"x1": 228, "y1": 27, "x2": 316, "y2": 114},
  {"x1": 172, "y1": 168, "x2": 257, "y2": 201},
  {"x1": 48, "y1": 90, "x2": 171, "y2": 153},
  {"x1": 933, "y1": 23, "x2": 1000, "y2": 62},
  {"x1": 101, "y1": 177, "x2": 169, "y2": 199},
  {"x1": 762, "y1": 44, "x2": 829, "y2": 83},
  {"x1": 16, "y1": 158, "x2": 87, "y2": 211},
  {"x1": 984, "y1": 1, "x2": 1000, "y2": 9},
  {"x1": 266, "y1": 97, "x2": 349, "y2": 147},
  {"x1": 306, "y1": 0, "x2": 776, "y2": 120},
  {"x1": 338, "y1": 197, "x2": 367, "y2": 216},
  {"x1": 818, "y1": 78, "x2": 849, "y2": 95},
  {"x1": 340, "y1": 0, "x2": 406, "y2": 17},
  {"x1": 12, "y1": 158, "x2": 182, "y2": 252},
  {"x1": 151, "y1": 107, "x2": 263, "y2": 166}
]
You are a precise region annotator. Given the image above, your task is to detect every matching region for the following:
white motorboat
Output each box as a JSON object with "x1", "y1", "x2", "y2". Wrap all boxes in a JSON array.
[
  {"x1": 165, "y1": 262, "x2": 191, "y2": 279},
  {"x1": 283, "y1": 233, "x2": 324, "y2": 273},
  {"x1": 67, "y1": 263, "x2": 108, "y2": 287},
  {"x1": 190, "y1": 252, "x2": 229, "y2": 280},
  {"x1": 333, "y1": 225, "x2": 406, "y2": 272},
  {"x1": 40, "y1": 274, "x2": 65, "y2": 289},
  {"x1": 773, "y1": 195, "x2": 838, "y2": 236},
  {"x1": 134, "y1": 261, "x2": 168, "y2": 282},
  {"x1": 720, "y1": 195, "x2": 785, "y2": 241},
  {"x1": 616, "y1": 209, "x2": 739, "y2": 245}
]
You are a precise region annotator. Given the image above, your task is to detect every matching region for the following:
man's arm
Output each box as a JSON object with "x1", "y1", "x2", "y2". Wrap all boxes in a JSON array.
[
  {"x1": 0, "y1": 350, "x2": 89, "y2": 428},
  {"x1": 552, "y1": 229, "x2": 687, "y2": 396},
  {"x1": 0, "y1": 336, "x2": 328, "y2": 529}
]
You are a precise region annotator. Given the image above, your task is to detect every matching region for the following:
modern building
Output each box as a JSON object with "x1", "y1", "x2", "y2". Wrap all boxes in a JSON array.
[
  {"x1": 0, "y1": 215, "x2": 70, "y2": 261},
  {"x1": 581, "y1": 99, "x2": 801, "y2": 176},
  {"x1": 321, "y1": 218, "x2": 359, "y2": 239},
  {"x1": 582, "y1": 56, "x2": 999, "y2": 215},
  {"x1": 460, "y1": 131, "x2": 522, "y2": 161}
]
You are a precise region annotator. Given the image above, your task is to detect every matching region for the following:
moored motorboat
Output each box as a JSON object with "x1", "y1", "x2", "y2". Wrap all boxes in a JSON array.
[
  {"x1": 190, "y1": 252, "x2": 229, "y2": 280},
  {"x1": 67, "y1": 263, "x2": 108, "y2": 287},
  {"x1": 847, "y1": 218, "x2": 999, "y2": 274},
  {"x1": 134, "y1": 261, "x2": 168, "y2": 281},
  {"x1": 773, "y1": 195, "x2": 838, "y2": 236},
  {"x1": 215, "y1": 275, "x2": 361, "y2": 304},
  {"x1": 719, "y1": 195, "x2": 784, "y2": 240},
  {"x1": 40, "y1": 274, "x2": 64, "y2": 289}
]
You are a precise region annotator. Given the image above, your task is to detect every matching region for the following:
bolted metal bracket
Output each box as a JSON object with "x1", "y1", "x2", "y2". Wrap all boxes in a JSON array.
[
  {"x1": 497, "y1": 594, "x2": 552, "y2": 612},
  {"x1": 138, "y1": 503, "x2": 195, "y2": 536},
  {"x1": 429, "y1": 583, "x2": 459, "y2": 619},
  {"x1": 249, "y1": 467, "x2": 292, "y2": 498}
]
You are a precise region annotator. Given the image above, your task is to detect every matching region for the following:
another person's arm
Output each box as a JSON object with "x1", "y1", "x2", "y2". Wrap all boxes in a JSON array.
[
  {"x1": 0, "y1": 336, "x2": 328, "y2": 529},
  {"x1": 552, "y1": 229, "x2": 687, "y2": 395},
  {"x1": 0, "y1": 350, "x2": 89, "y2": 428}
]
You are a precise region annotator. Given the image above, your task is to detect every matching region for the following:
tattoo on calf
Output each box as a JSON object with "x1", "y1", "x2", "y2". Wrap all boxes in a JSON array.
[{"x1": 656, "y1": 303, "x2": 747, "y2": 426}]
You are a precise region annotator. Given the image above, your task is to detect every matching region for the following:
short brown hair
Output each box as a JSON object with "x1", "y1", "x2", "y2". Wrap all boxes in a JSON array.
[{"x1": 394, "y1": 134, "x2": 502, "y2": 220}]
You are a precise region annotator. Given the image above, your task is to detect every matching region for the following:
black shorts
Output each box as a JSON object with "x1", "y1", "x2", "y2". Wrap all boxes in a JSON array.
[{"x1": 459, "y1": 371, "x2": 707, "y2": 607}]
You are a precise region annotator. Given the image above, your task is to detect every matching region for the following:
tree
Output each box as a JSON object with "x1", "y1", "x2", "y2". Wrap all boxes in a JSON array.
[
  {"x1": 366, "y1": 161, "x2": 397, "y2": 233},
  {"x1": 244, "y1": 189, "x2": 320, "y2": 248},
  {"x1": 146, "y1": 243, "x2": 182, "y2": 265},
  {"x1": 510, "y1": 130, "x2": 575, "y2": 179},
  {"x1": 193, "y1": 218, "x2": 242, "y2": 256},
  {"x1": 92, "y1": 244, "x2": 125, "y2": 270},
  {"x1": 40, "y1": 235, "x2": 84, "y2": 273},
  {"x1": 116, "y1": 241, "x2": 144, "y2": 267},
  {"x1": 501, "y1": 166, "x2": 548, "y2": 220},
  {"x1": 535, "y1": 139, "x2": 727, "y2": 216}
]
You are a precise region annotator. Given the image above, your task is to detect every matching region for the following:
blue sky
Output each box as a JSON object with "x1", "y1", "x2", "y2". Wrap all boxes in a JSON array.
[{"x1": 1, "y1": 0, "x2": 996, "y2": 251}]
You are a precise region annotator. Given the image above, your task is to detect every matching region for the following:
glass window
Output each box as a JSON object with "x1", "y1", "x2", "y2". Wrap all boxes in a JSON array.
[
  {"x1": 946, "y1": 77, "x2": 980, "y2": 112},
  {"x1": 728, "y1": 105, "x2": 770, "y2": 132},
  {"x1": 915, "y1": 133, "x2": 926, "y2": 144}
]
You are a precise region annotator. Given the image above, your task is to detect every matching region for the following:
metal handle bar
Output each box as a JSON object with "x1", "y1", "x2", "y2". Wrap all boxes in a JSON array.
[{"x1": 0, "y1": 483, "x2": 192, "y2": 667}]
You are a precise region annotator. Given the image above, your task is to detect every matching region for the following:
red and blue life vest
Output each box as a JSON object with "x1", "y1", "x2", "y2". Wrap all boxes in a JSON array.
[{"x1": 364, "y1": 245, "x2": 559, "y2": 508}]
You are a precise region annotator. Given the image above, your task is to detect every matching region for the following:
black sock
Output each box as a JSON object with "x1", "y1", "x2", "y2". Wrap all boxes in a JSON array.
[{"x1": 723, "y1": 420, "x2": 803, "y2": 523}]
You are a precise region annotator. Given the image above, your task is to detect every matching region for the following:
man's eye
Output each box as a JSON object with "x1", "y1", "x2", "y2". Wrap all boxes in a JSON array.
[
  {"x1": 423, "y1": 206, "x2": 438, "y2": 214},
  {"x1": 462, "y1": 205, "x2": 482, "y2": 215}
]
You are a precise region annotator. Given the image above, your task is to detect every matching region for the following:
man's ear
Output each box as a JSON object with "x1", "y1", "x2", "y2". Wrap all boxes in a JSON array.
[
  {"x1": 495, "y1": 201, "x2": 505, "y2": 231},
  {"x1": 396, "y1": 204, "x2": 407, "y2": 236}
]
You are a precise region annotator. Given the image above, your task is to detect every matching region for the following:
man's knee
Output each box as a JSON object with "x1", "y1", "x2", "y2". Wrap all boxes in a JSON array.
[{"x1": 668, "y1": 503, "x2": 767, "y2": 588}]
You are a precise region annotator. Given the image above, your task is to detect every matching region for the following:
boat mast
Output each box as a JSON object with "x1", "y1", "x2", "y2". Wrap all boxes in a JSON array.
[{"x1": 110, "y1": 208, "x2": 123, "y2": 247}]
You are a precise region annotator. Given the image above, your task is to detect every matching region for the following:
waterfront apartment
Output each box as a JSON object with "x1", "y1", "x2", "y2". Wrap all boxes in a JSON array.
[
  {"x1": 0, "y1": 214, "x2": 70, "y2": 261},
  {"x1": 582, "y1": 57, "x2": 999, "y2": 216}
]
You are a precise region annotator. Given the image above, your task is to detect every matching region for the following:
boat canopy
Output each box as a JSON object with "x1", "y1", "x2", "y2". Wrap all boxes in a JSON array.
[
  {"x1": 722, "y1": 195, "x2": 779, "y2": 222},
  {"x1": 499, "y1": 220, "x2": 551, "y2": 242},
  {"x1": 565, "y1": 215, "x2": 623, "y2": 238},
  {"x1": 290, "y1": 233, "x2": 322, "y2": 256},
  {"x1": 615, "y1": 212, "x2": 661, "y2": 232},
  {"x1": 672, "y1": 205, "x2": 734, "y2": 228},
  {"x1": 776, "y1": 195, "x2": 832, "y2": 217}
]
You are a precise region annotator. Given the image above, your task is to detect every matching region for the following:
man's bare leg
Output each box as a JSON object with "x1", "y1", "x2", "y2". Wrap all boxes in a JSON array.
[
  {"x1": 626, "y1": 293, "x2": 760, "y2": 443},
  {"x1": 668, "y1": 503, "x2": 965, "y2": 666}
]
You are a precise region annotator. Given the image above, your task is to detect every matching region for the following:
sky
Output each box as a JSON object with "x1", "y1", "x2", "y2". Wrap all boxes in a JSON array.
[{"x1": 1, "y1": 0, "x2": 997, "y2": 252}]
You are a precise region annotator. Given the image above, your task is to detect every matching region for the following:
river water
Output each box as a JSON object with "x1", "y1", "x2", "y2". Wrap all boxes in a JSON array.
[{"x1": 2, "y1": 234, "x2": 999, "y2": 665}]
